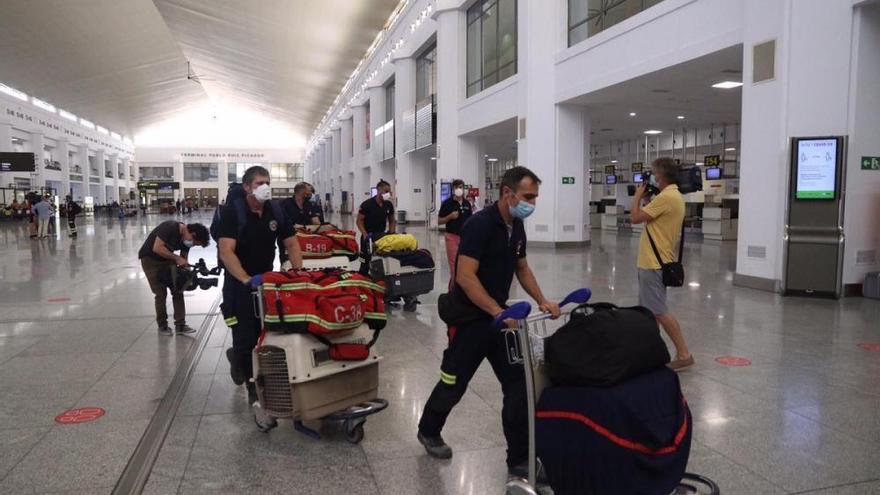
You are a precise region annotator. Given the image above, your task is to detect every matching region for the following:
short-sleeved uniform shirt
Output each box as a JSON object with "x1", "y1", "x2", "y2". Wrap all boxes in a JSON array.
[
  {"x1": 358, "y1": 197, "x2": 394, "y2": 235},
  {"x1": 637, "y1": 184, "x2": 685, "y2": 270},
  {"x1": 280, "y1": 197, "x2": 318, "y2": 226},
  {"x1": 438, "y1": 197, "x2": 473, "y2": 235},
  {"x1": 454, "y1": 202, "x2": 527, "y2": 307},
  {"x1": 138, "y1": 220, "x2": 186, "y2": 261},
  {"x1": 218, "y1": 202, "x2": 294, "y2": 276}
]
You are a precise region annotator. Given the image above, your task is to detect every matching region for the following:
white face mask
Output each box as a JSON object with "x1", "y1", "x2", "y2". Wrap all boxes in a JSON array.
[
  {"x1": 454, "y1": 188, "x2": 464, "y2": 198},
  {"x1": 381, "y1": 192, "x2": 392, "y2": 201},
  {"x1": 183, "y1": 239, "x2": 194, "y2": 248},
  {"x1": 252, "y1": 184, "x2": 271, "y2": 202}
]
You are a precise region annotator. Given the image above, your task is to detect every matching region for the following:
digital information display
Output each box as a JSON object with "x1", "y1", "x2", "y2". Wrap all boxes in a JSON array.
[
  {"x1": 0, "y1": 152, "x2": 36, "y2": 172},
  {"x1": 796, "y1": 139, "x2": 837, "y2": 199}
]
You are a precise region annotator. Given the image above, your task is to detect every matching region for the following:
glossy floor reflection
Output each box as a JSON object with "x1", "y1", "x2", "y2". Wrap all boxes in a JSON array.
[{"x1": 1, "y1": 212, "x2": 879, "y2": 494}]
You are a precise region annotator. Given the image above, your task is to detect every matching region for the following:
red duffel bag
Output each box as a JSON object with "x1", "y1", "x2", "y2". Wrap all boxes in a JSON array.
[{"x1": 295, "y1": 230, "x2": 335, "y2": 259}]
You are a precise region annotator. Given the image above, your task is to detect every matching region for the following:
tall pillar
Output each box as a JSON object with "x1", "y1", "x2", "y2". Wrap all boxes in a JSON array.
[
  {"x1": 341, "y1": 116, "x2": 354, "y2": 214},
  {"x1": 352, "y1": 103, "x2": 369, "y2": 205},
  {"x1": 30, "y1": 132, "x2": 45, "y2": 190},
  {"x1": 393, "y1": 56, "x2": 419, "y2": 222},
  {"x1": 79, "y1": 144, "x2": 90, "y2": 200},
  {"x1": 58, "y1": 139, "x2": 70, "y2": 197},
  {"x1": 110, "y1": 154, "x2": 119, "y2": 202},
  {"x1": 368, "y1": 85, "x2": 386, "y2": 187},
  {"x1": 0, "y1": 123, "x2": 10, "y2": 189},
  {"x1": 331, "y1": 127, "x2": 342, "y2": 210},
  {"x1": 95, "y1": 149, "x2": 106, "y2": 204}
]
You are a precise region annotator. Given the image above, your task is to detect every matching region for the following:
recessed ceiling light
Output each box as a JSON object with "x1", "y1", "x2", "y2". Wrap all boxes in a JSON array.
[
  {"x1": 611, "y1": 160, "x2": 618, "y2": 163},
  {"x1": 629, "y1": 112, "x2": 636, "y2": 117},
  {"x1": 677, "y1": 115, "x2": 685, "y2": 120},
  {"x1": 487, "y1": 158, "x2": 499, "y2": 162},
  {"x1": 725, "y1": 147, "x2": 736, "y2": 151},
  {"x1": 712, "y1": 81, "x2": 743, "y2": 89},
  {"x1": 644, "y1": 130, "x2": 662, "y2": 135}
]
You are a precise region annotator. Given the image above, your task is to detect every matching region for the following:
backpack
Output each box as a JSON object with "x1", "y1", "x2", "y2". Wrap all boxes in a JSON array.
[
  {"x1": 209, "y1": 183, "x2": 285, "y2": 242},
  {"x1": 545, "y1": 303, "x2": 670, "y2": 387}
]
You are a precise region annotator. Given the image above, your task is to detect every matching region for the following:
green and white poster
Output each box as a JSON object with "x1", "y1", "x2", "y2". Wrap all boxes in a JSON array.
[{"x1": 795, "y1": 139, "x2": 837, "y2": 199}]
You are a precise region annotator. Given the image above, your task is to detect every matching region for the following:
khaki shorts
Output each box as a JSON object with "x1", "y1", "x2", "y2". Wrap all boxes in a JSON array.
[{"x1": 638, "y1": 268, "x2": 668, "y2": 315}]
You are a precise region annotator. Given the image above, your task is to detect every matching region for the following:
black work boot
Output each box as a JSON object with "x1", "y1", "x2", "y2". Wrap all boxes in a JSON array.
[
  {"x1": 417, "y1": 431, "x2": 453, "y2": 459},
  {"x1": 226, "y1": 348, "x2": 245, "y2": 385}
]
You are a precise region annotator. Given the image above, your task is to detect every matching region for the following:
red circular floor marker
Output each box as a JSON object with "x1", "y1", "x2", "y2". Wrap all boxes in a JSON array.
[
  {"x1": 858, "y1": 343, "x2": 880, "y2": 352},
  {"x1": 715, "y1": 356, "x2": 751, "y2": 367},
  {"x1": 55, "y1": 407, "x2": 105, "y2": 424},
  {"x1": 47, "y1": 297, "x2": 71, "y2": 303}
]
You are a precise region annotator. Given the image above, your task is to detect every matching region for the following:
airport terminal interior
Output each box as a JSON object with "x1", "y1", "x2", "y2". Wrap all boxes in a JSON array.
[{"x1": 1, "y1": 0, "x2": 879, "y2": 494}]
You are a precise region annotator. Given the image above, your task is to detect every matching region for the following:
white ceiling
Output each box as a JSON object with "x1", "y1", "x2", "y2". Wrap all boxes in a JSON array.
[
  {"x1": 568, "y1": 44, "x2": 744, "y2": 145},
  {"x1": 0, "y1": 0, "x2": 399, "y2": 145}
]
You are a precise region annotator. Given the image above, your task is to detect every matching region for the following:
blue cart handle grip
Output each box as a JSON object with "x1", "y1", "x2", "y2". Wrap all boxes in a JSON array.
[
  {"x1": 492, "y1": 301, "x2": 532, "y2": 330},
  {"x1": 560, "y1": 288, "x2": 592, "y2": 307}
]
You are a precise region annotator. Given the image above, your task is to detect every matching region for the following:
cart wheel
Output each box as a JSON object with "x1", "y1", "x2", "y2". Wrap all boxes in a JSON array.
[
  {"x1": 403, "y1": 297, "x2": 418, "y2": 312},
  {"x1": 344, "y1": 419, "x2": 366, "y2": 444}
]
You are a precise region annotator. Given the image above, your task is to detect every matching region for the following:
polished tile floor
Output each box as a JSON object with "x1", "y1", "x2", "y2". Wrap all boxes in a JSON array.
[{"x1": 0, "y1": 211, "x2": 878, "y2": 494}]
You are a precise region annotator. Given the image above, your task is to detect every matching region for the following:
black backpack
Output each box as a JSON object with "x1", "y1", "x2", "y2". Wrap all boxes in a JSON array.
[{"x1": 545, "y1": 303, "x2": 670, "y2": 387}]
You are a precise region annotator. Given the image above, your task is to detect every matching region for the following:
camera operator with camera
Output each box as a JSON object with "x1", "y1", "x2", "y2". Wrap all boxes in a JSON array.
[
  {"x1": 138, "y1": 220, "x2": 211, "y2": 336},
  {"x1": 631, "y1": 157, "x2": 693, "y2": 370}
]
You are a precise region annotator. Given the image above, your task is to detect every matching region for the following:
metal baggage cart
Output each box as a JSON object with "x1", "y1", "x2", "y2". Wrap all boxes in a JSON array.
[
  {"x1": 495, "y1": 289, "x2": 720, "y2": 495},
  {"x1": 250, "y1": 286, "x2": 388, "y2": 443}
]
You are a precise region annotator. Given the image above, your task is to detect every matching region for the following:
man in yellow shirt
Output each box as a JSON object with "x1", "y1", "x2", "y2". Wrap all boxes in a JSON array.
[{"x1": 631, "y1": 157, "x2": 693, "y2": 370}]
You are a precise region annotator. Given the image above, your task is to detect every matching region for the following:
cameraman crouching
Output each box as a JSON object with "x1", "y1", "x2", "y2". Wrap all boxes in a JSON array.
[{"x1": 138, "y1": 220, "x2": 210, "y2": 335}]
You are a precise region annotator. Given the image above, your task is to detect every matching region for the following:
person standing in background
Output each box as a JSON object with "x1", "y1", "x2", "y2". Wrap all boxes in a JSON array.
[
  {"x1": 438, "y1": 179, "x2": 473, "y2": 290},
  {"x1": 66, "y1": 196, "x2": 82, "y2": 238},
  {"x1": 31, "y1": 196, "x2": 53, "y2": 239}
]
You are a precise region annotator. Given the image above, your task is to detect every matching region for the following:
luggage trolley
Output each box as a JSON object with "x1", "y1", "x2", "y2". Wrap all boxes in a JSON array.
[
  {"x1": 250, "y1": 286, "x2": 388, "y2": 443},
  {"x1": 362, "y1": 236, "x2": 435, "y2": 312},
  {"x1": 494, "y1": 289, "x2": 720, "y2": 495}
]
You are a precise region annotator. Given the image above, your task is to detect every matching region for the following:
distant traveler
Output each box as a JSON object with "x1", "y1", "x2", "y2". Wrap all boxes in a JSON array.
[
  {"x1": 630, "y1": 157, "x2": 693, "y2": 370},
  {"x1": 357, "y1": 179, "x2": 396, "y2": 244},
  {"x1": 66, "y1": 196, "x2": 82, "y2": 238},
  {"x1": 31, "y1": 196, "x2": 53, "y2": 239},
  {"x1": 438, "y1": 179, "x2": 473, "y2": 289},
  {"x1": 281, "y1": 182, "x2": 320, "y2": 227},
  {"x1": 138, "y1": 220, "x2": 210, "y2": 335},
  {"x1": 417, "y1": 166, "x2": 560, "y2": 481},
  {"x1": 218, "y1": 165, "x2": 302, "y2": 415},
  {"x1": 305, "y1": 183, "x2": 325, "y2": 223}
]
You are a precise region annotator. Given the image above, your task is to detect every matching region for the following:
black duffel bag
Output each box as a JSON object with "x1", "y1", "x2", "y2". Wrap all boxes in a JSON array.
[{"x1": 545, "y1": 303, "x2": 670, "y2": 387}]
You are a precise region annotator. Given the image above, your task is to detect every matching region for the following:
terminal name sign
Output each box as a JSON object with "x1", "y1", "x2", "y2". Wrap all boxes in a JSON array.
[
  {"x1": 137, "y1": 181, "x2": 180, "y2": 191},
  {"x1": 795, "y1": 138, "x2": 837, "y2": 199}
]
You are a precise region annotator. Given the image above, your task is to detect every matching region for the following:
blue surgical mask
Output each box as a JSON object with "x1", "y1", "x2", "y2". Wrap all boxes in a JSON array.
[{"x1": 509, "y1": 199, "x2": 535, "y2": 220}]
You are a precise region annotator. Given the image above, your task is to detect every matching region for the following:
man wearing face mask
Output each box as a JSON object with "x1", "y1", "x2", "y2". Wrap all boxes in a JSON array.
[
  {"x1": 418, "y1": 166, "x2": 560, "y2": 481},
  {"x1": 218, "y1": 165, "x2": 303, "y2": 412},
  {"x1": 281, "y1": 182, "x2": 320, "y2": 227},
  {"x1": 438, "y1": 179, "x2": 473, "y2": 289},
  {"x1": 138, "y1": 220, "x2": 211, "y2": 335},
  {"x1": 357, "y1": 179, "x2": 396, "y2": 247}
]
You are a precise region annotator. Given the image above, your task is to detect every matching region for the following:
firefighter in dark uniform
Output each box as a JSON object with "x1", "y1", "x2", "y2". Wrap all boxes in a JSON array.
[
  {"x1": 218, "y1": 165, "x2": 302, "y2": 426},
  {"x1": 281, "y1": 182, "x2": 320, "y2": 227},
  {"x1": 417, "y1": 166, "x2": 560, "y2": 481},
  {"x1": 356, "y1": 179, "x2": 396, "y2": 273}
]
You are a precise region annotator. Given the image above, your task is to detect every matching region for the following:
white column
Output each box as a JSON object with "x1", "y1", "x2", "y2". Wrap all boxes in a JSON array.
[
  {"x1": 368, "y1": 85, "x2": 386, "y2": 187},
  {"x1": 110, "y1": 154, "x2": 120, "y2": 202},
  {"x1": 352, "y1": 103, "x2": 369, "y2": 205},
  {"x1": 735, "y1": 0, "x2": 860, "y2": 289},
  {"x1": 331, "y1": 127, "x2": 342, "y2": 210},
  {"x1": 174, "y1": 158, "x2": 184, "y2": 201},
  {"x1": 94, "y1": 149, "x2": 106, "y2": 204},
  {"x1": 432, "y1": 5, "x2": 466, "y2": 217},
  {"x1": 30, "y1": 132, "x2": 45, "y2": 190},
  {"x1": 341, "y1": 116, "x2": 354, "y2": 214},
  {"x1": 58, "y1": 139, "x2": 70, "y2": 198},
  {"x1": 393, "y1": 56, "x2": 418, "y2": 222},
  {"x1": 79, "y1": 144, "x2": 90, "y2": 198}
]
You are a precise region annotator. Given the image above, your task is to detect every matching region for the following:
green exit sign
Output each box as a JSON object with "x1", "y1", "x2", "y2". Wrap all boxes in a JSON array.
[
  {"x1": 862, "y1": 156, "x2": 880, "y2": 170},
  {"x1": 562, "y1": 177, "x2": 575, "y2": 185}
]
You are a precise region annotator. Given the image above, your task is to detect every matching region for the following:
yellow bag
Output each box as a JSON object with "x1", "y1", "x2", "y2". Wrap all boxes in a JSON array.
[{"x1": 375, "y1": 233, "x2": 418, "y2": 254}]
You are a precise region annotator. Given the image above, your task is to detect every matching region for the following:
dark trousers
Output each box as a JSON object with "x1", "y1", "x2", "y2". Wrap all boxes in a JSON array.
[
  {"x1": 67, "y1": 215, "x2": 77, "y2": 236},
  {"x1": 418, "y1": 319, "x2": 529, "y2": 468},
  {"x1": 221, "y1": 276, "x2": 260, "y2": 382},
  {"x1": 141, "y1": 257, "x2": 185, "y2": 327}
]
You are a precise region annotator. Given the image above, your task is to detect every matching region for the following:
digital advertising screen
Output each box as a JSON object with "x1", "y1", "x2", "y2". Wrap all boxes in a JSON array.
[
  {"x1": 632, "y1": 172, "x2": 643, "y2": 183},
  {"x1": 795, "y1": 138, "x2": 838, "y2": 199},
  {"x1": 0, "y1": 152, "x2": 37, "y2": 172},
  {"x1": 705, "y1": 167, "x2": 721, "y2": 180},
  {"x1": 605, "y1": 175, "x2": 617, "y2": 184}
]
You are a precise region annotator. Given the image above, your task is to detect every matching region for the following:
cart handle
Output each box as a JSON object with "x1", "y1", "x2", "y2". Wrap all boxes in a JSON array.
[{"x1": 491, "y1": 288, "x2": 592, "y2": 330}]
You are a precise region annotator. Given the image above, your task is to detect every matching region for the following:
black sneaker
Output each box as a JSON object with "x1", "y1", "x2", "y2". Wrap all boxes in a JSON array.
[
  {"x1": 417, "y1": 431, "x2": 453, "y2": 459},
  {"x1": 227, "y1": 348, "x2": 245, "y2": 385},
  {"x1": 175, "y1": 323, "x2": 196, "y2": 335},
  {"x1": 157, "y1": 325, "x2": 174, "y2": 336},
  {"x1": 508, "y1": 461, "x2": 549, "y2": 485}
]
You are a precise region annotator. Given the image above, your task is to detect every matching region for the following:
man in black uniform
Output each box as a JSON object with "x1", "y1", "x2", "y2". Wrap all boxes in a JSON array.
[
  {"x1": 417, "y1": 166, "x2": 560, "y2": 480},
  {"x1": 218, "y1": 166, "x2": 303, "y2": 415},
  {"x1": 438, "y1": 179, "x2": 472, "y2": 290},
  {"x1": 357, "y1": 179, "x2": 396, "y2": 242},
  {"x1": 138, "y1": 220, "x2": 210, "y2": 335},
  {"x1": 65, "y1": 195, "x2": 82, "y2": 238},
  {"x1": 280, "y1": 182, "x2": 320, "y2": 227}
]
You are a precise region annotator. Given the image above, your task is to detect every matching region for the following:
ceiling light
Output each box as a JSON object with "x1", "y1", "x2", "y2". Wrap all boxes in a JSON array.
[
  {"x1": 725, "y1": 147, "x2": 736, "y2": 151},
  {"x1": 677, "y1": 115, "x2": 685, "y2": 120},
  {"x1": 59, "y1": 109, "x2": 78, "y2": 122},
  {"x1": 97, "y1": 126, "x2": 109, "y2": 135},
  {"x1": 629, "y1": 112, "x2": 636, "y2": 117},
  {"x1": 0, "y1": 83, "x2": 27, "y2": 101},
  {"x1": 712, "y1": 81, "x2": 743, "y2": 89},
  {"x1": 32, "y1": 97, "x2": 56, "y2": 113},
  {"x1": 487, "y1": 158, "x2": 499, "y2": 162},
  {"x1": 644, "y1": 130, "x2": 662, "y2": 135},
  {"x1": 80, "y1": 119, "x2": 95, "y2": 129},
  {"x1": 611, "y1": 160, "x2": 618, "y2": 163}
]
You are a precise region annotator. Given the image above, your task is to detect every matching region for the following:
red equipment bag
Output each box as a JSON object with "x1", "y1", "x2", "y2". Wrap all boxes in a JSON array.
[
  {"x1": 315, "y1": 225, "x2": 359, "y2": 260},
  {"x1": 295, "y1": 231, "x2": 335, "y2": 259}
]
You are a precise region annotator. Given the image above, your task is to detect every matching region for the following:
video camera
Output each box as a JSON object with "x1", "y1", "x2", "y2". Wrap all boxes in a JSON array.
[
  {"x1": 160, "y1": 258, "x2": 221, "y2": 292},
  {"x1": 640, "y1": 166, "x2": 703, "y2": 197}
]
